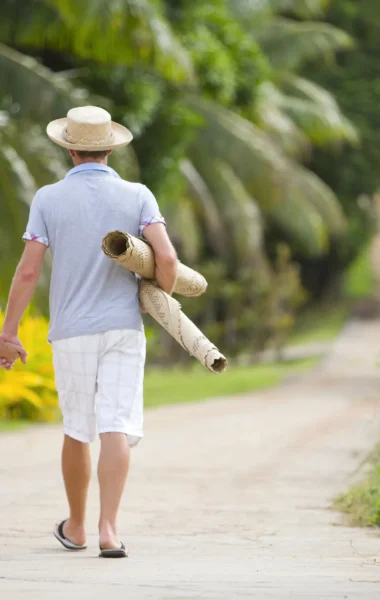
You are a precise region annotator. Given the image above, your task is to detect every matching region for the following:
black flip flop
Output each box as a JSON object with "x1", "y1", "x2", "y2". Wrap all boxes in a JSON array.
[
  {"x1": 99, "y1": 542, "x2": 128, "y2": 558},
  {"x1": 53, "y1": 519, "x2": 87, "y2": 551}
]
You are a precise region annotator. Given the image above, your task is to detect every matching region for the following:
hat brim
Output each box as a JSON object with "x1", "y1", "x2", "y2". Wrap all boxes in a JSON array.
[{"x1": 46, "y1": 118, "x2": 133, "y2": 150}]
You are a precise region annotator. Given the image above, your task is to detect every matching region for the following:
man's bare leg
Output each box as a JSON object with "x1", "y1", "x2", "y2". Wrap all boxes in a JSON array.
[
  {"x1": 60, "y1": 435, "x2": 91, "y2": 545},
  {"x1": 98, "y1": 432, "x2": 130, "y2": 549}
]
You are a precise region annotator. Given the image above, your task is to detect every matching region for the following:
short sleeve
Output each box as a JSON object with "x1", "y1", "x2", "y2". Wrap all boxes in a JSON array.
[
  {"x1": 139, "y1": 185, "x2": 166, "y2": 236},
  {"x1": 22, "y1": 192, "x2": 49, "y2": 247}
]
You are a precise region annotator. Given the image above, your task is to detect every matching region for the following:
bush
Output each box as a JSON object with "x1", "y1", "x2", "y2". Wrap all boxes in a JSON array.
[
  {"x1": 0, "y1": 314, "x2": 58, "y2": 422},
  {"x1": 146, "y1": 245, "x2": 306, "y2": 365},
  {"x1": 335, "y1": 447, "x2": 380, "y2": 527}
]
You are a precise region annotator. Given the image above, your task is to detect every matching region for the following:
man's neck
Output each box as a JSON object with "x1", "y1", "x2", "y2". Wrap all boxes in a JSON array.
[{"x1": 74, "y1": 159, "x2": 108, "y2": 167}]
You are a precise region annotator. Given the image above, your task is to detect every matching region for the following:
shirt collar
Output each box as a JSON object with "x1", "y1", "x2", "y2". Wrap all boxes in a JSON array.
[{"x1": 65, "y1": 163, "x2": 120, "y2": 178}]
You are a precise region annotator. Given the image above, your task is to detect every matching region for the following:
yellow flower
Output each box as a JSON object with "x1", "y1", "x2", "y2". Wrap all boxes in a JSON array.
[{"x1": 0, "y1": 314, "x2": 58, "y2": 422}]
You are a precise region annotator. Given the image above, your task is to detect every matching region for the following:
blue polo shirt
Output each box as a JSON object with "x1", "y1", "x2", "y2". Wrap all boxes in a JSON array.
[{"x1": 23, "y1": 163, "x2": 165, "y2": 341}]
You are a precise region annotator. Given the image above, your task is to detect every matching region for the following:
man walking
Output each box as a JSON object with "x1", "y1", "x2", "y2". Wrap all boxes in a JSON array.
[{"x1": 0, "y1": 106, "x2": 177, "y2": 557}]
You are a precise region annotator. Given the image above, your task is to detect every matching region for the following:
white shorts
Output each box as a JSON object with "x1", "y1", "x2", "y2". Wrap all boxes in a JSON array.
[{"x1": 52, "y1": 329, "x2": 146, "y2": 446}]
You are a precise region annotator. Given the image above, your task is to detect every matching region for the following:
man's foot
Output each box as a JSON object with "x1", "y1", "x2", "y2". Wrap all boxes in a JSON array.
[
  {"x1": 99, "y1": 541, "x2": 128, "y2": 558},
  {"x1": 99, "y1": 523, "x2": 122, "y2": 550},
  {"x1": 99, "y1": 533, "x2": 122, "y2": 550},
  {"x1": 54, "y1": 518, "x2": 87, "y2": 549},
  {"x1": 62, "y1": 519, "x2": 87, "y2": 546}
]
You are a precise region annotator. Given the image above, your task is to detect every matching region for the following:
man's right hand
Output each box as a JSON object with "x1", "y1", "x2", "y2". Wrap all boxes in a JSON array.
[{"x1": 0, "y1": 336, "x2": 28, "y2": 370}]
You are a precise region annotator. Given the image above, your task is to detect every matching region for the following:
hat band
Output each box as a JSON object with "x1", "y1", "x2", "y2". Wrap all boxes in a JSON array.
[{"x1": 63, "y1": 127, "x2": 114, "y2": 147}]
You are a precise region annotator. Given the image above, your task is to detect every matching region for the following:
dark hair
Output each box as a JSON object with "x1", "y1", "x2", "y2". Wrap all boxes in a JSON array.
[{"x1": 75, "y1": 150, "x2": 110, "y2": 159}]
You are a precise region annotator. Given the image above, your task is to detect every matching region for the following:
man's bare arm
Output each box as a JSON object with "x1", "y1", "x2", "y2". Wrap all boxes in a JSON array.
[
  {"x1": 2, "y1": 241, "x2": 47, "y2": 338},
  {"x1": 143, "y1": 224, "x2": 177, "y2": 294}
]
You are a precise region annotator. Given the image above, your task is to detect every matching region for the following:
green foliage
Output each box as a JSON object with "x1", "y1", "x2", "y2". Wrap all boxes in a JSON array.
[
  {"x1": 0, "y1": 311, "x2": 317, "y2": 425},
  {"x1": 306, "y1": 0, "x2": 379, "y2": 264},
  {"x1": 132, "y1": 89, "x2": 201, "y2": 204},
  {"x1": 144, "y1": 356, "x2": 316, "y2": 408},
  {"x1": 183, "y1": 26, "x2": 237, "y2": 104},
  {"x1": 277, "y1": 0, "x2": 331, "y2": 19},
  {"x1": 1, "y1": 0, "x2": 195, "y2": 83},
  {"x1": 0, "y1": 419, "x2": 28, "y2": 432},
  {"x1": 256, "y1": 18, "x2": 353, "y2": 72},
  {"x1": 279, "y1": 76, "x2": 358, "y2": 146},
  {"x1": 344, "y1": 243, "x2": 374, "y2": 299},
  {"x1": 0, "y1": 307, "x2": 317, "y2": 426},
  {"x1": 290, "y1": 302, "x2": 349, "y2": 345},
  {"x1": 227, "y1": 0, "x2": 331, "y2": 24},
  {"x1": 0, "y1": 42, "x2": 88, "y2": 121},
  {"x1": 335, "y1": 447, "x2": 380, "y2": 527},
  {"x1": 146, "y1": 244, "x2": 305, "y2": 365},
  {"x1": 0, "y1": 0, "x2": 367, "y2": 359},
  {"x1": 170, "y1": 1, "x2": 270, "y2": 107},
  {"x1": 187, "y1": 97, "x2": 346, "y2": 257}
]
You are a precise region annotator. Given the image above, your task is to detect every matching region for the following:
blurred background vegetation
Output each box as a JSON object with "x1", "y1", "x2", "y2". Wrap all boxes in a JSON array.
[{"x1": 1, "y1": 0, "x2": 380, "y2": 421}]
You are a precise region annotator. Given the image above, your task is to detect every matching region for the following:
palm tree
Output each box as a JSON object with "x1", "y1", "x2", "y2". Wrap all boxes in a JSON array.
[
  {"x1": 0, "y1": 43, "x2": 80, "y2": 303},
  {"x1": 165, "y1": 0, "x2": 356, "y2": 266},
  {"x1": 158, "y1": 0, "x2": 358, "y2": 356},
  {"x1": 1, "y1": 0, "x2": 195, "y2": 83},
  {"x1": 0, "y1": 0, "x2": 358, "y2": 355},
  {"x1": 185, "y1": 96, "x2": 347, "y2": 255},
  {"x1": 0, "y1": 0, "x2": 192, "y2": 304}
]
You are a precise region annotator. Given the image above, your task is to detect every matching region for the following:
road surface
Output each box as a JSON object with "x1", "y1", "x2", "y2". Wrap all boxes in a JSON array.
[{"x1": 1, "y1": 319, "x2": 380, "y2": 598}]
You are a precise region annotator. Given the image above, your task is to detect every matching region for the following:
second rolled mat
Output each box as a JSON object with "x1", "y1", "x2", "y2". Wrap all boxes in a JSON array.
[
  {"x1": 102, "y1": 230, "x2": 207, "y2": 297},
  {"x1": 139, "y1": 280, "x2": 227, "y2": 374},
  {"x1": 102, "y1": 230, "x2": 227, "y2": 373}
]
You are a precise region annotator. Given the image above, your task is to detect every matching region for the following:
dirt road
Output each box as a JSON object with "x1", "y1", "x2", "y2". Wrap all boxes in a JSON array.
[{"x1": 1, "y1": 319, "x2": 380, "y2": 599}]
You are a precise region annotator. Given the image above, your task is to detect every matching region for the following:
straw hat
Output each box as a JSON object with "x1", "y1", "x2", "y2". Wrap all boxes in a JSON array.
[{"x1": 46, "y1": 106, "x2": 133, "y2": 151}]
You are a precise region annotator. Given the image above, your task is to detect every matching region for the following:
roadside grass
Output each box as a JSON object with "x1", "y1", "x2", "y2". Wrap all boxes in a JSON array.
[
  {"x1": 144, "y1": 356, "x2": 316, "y2": 409},
  {"x1": 291, "y1": 242, "x2": 374, "y2": 347},
  {"x1": 0, "y1": 419, "x2": 29, "y2": 433},
  {"x1": 333, "y1": 242, "x2": 380, "y2": 528},
  {"x1": 344, "y1": 242, "x2": 374, "y2": 299},
  {"x1": 1, "y1": 243, "x2": 373, "y2": 431},
  {"x1": 290, "y1": 302, "x2": 349, "y2": 346},
  {"x1": 334, "y1": 446, "x2": 380, "y2": 527},
  {"x1": 0, "y1": 357, "x2": 317, "y2": 432}
]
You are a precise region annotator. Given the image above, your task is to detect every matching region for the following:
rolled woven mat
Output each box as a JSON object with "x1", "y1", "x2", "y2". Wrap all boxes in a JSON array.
[
  {"x1": 139, "y1": 280, "x2": 227, "y2": 374},
  {"x1": 102, "y1": 230, "x2": 207, "y2": 297}
]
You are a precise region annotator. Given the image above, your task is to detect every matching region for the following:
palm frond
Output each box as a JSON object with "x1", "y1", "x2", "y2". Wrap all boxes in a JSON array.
[
  {"x1": 2, "y1": 121, "x2": 68, "y2": 184},
  {"x1": 192, "y1": 156, "x2": 270, "y2": 276},
  {"x1": 108, "y1": 145, "x2": 141, "y2": 182},
  {"x1": 255, "y1": 77, "x2": 358, "y2": 148},
  {"x1": 1, "y1": 0, "x2": 195, "y2": 84},
  {"x1": 165, "y1": 197, "x2": 202, "y2": 264},
  {"x1": 180, "y1": 159, "x2": 229, "y2": 257},
  {"x1": 254, "y1": 82, "x2": 309, "y2": 157},
  {"x1": 256, "y1": 18, "x2": 353, "y2": 71},
  {"x1": 359, "y1": 0, "x2": 380, "y2": 28},
  {"x1": 0, "y1": 132, "x2": 53, "y2": 309},
  {"x1": 187, "y1": 97, "x2": 346, "y2": 255},
  {"x1": 274, "y1": 0, "x2": 330, "y2": 19},
  {"x1": 0, "y1": 134, "x2": 36, "y2": 301},
  {"x1": 0, "y1": 144, "x2": 37, "y2": 205},
  {"x1": 293, "y1": 167, "x2": 347, "y2": 235},
  {"x1": 229, "y1": 0, "x2": 330, "y2": 20},
  {"x1": 0, "y1": 43, "x2": 88, "y2": 121},
  {"x1": 279, "y1": 75, "x2": 359, "y2": 145}
]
